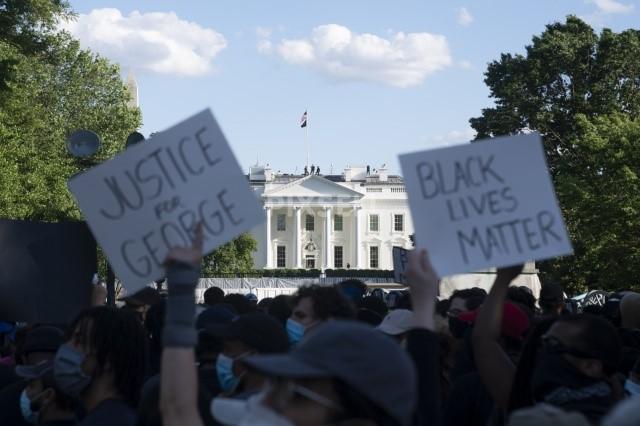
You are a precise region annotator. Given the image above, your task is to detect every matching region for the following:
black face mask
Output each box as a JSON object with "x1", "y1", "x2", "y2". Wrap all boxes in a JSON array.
[
  {"x1": 448, "y1": 317, "x2": 469, "y2": 339},
  {"x1": 532, "y1": 348, "x2": 602, "y2": 401}
]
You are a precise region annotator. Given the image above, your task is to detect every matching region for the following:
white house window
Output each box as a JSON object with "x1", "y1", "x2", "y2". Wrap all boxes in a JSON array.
[
  {"x1": 277, "y1": 214, "x2": 286, "y2": 231},
  {"x1": 305, "y1": 214, "x2": 314, "y2": 231},
  {"x1": 369, "y1": 246, "x2": 379, "y2": 269},
  {"x1": 277, "y1": 246, "x2": 286, "y2": 268},
  {"x1": 394, "y1": 214, "x2": 404, "y2": 232},
  {"x1": 369, "y1": 214, "x2": 379, "y2": 232},
  {"x1": 334, "y1": 214, "x2": 343, "y2": 232},
  {"x1": 334, "y1": 246, "x2": 343, "y2": 268}
]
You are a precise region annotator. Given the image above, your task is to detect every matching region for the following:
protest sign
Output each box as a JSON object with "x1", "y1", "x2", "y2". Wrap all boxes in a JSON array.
[
  {"x1": 399, "y1": 133, "x2": 572, "y2": 277},
  {"x1": 392, "y1": 247, "x2": 409, "y2": 285},
  {"x1": 68, "y1": 109, "x2": 264, "y2": 292}
]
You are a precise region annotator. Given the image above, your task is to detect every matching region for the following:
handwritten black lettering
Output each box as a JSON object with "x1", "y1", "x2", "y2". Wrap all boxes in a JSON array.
[{"x1": 195, "y1": 127, "x2": 221, "y2": 167}]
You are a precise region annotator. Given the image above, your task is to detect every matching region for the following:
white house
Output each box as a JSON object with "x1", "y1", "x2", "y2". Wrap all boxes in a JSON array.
[{"x1": 248, "y1": 164, "x2": 414, "y2": 270}]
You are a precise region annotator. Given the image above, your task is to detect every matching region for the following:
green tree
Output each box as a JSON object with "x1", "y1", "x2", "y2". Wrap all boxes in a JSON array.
[
  {"x1": 202, "y1": 233, "x2": 258, "y2": 276},
  {"x1": 470, "y1": 16, "x2": 640, "y2": 292},
  {"x1": 0, "y1": 0, "x2": 74, "y2": 90},
  {"x1": 0, "y1": 33, "x2": 141, "y2": 221}
]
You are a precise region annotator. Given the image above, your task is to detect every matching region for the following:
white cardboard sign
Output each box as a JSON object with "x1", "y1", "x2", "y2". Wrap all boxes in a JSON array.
[
  {"x1": 399, "y1": 133, "x2": 572, "y2": 277},
  {"x1": 68, "y1": 109, "x2": 264, "y2": 292}
]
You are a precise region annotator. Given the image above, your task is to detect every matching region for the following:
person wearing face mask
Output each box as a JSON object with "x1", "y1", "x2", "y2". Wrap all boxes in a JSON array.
[
  {"x1": 54, "y1": 306, "x2": 147, "y2": 426},
  {"x1": 15, "y1": 360, "x2": 78, "y2": 425},
  {"x1": 237, "y1": 320, "x2": 417, "y2": 426},
  {"x1": 207, "y1": 312, "x2": 288, "y2": 399},
  {"x1": 286, "y1": 285, "x2": 355, "y2": 346},
  {"x1": 528, "y1": 315, "x2": 623, "y2": 421},
  {"x1": 0, "y1": 324, "x2": 65, "y2": 426}
]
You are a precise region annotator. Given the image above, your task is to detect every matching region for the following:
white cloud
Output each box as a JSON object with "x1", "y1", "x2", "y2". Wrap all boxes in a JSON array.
[
  {"x1": 268, "y1": 24, "x2": 452, "y2": 88},
  {"x1": 589, "y1": 0, "x2": 634, "y2": 14},
  {"x1": 457, "y1": 7, "x2": 474, "y2": 26},
  {"x1": 60, "y1": 8, "x2": 227, "y2": 76},
  {"x1": 459, "y1": 60, "x2": 472, "y2": 69},
  {"x1": 429, "y1": 127, "x2": 476, "y2": 146}
]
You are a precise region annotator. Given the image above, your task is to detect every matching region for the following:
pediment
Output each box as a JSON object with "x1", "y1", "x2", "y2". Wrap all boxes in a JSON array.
[{"x1": 263, "y1": 175, "x2": 363, "y2": 202}]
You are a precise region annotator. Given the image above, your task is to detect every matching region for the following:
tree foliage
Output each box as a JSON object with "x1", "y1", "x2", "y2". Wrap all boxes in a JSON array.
[
  {"x1": 0, "y1": 2, "x2": 257, "y2": 275},
  {"x1": 0, "y1": 0, "x2": 74, "y2": 90},
  {"x1": 202, "y1": 233, "x2": 258, "y2": 276},
  {"x1": 0, "y1": 34, "x2": 141, "y2": 221},
  {"x1": 470, "y1": 16, "x2": 640, "y2": 292}
]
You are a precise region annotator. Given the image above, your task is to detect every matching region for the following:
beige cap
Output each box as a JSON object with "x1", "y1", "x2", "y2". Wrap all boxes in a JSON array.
[{"x1": 376, "y1": 309, "x2": 415, "y2": 336}]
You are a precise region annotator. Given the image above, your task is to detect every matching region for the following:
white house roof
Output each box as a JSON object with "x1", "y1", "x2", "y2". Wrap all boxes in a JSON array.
[{"x1": 262, "y1": 175, "x2": 363, "y2": 205}]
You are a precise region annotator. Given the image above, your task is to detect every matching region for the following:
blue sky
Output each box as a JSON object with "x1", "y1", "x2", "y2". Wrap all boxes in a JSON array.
[{"x1": 66, "y1": 0, "x2": 639, "y2": 175}]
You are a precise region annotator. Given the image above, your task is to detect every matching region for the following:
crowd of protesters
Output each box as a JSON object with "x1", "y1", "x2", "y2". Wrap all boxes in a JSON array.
[{"x1": 1, "y1": 227, "x2": 640, "y2": 425}]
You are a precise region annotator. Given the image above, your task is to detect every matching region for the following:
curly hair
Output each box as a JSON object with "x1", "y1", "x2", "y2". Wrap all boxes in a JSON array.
[{"x1": 69, "y1": 306, "x2": 147, "y2": 407}]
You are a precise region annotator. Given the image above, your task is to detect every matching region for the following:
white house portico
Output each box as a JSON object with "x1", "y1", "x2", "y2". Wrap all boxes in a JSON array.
[{"x1": 248, "y1": 165, "x2": 414, "y2": 270}]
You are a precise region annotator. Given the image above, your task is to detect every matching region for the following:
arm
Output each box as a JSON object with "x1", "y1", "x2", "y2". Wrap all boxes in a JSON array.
[
  {"x1": 471, "y1": 264, "x2": 523, "y2": 410},
  {"x1": 405, "y1": 249, "x2": 441, "y2": 426},
  {"x1": 160, "y1": 225, "x2": 204, "y2": 426}
]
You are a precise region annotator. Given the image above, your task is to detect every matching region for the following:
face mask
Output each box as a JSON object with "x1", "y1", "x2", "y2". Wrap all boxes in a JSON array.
[
  {"x1": 532, "y1": 348, "x2": 601, "y2": 402},
  {"x1": 20, "y1": 388, "x2": 44, "y2": 424},
  {"x1": 216, "y1": 352, "x2": 252, "y2": 393},
  {"x1": 216, "y1": 353, "x2": 239, "y2": 393},
  {"x1": 625, "y1": 379, "x2": 640, "y2": 395},
  {"x1": 286, "y1": 319, "x2": 305, "y2": 346},
  {"x1": 54, "y1": 344, "x2": 91, "y2": 398},
  {"x1": 448, "y1": 317, "x2": 469, "y2": 339}
]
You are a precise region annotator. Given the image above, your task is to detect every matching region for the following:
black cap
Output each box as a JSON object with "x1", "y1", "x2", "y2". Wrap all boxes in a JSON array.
[
  {"x1": 23, "y1": 326, "x2": 64, "y2": 355},
  {"x1": 15, "y1": 360, "x2": 53, "y2": 380},
  {"x1": 206, "y1": 312, "x2": 288, "y2": 354},
  {"x1": 540, "y1": 282, "x2": 564, "y2": 303},
  {"x1": 244, "y1": 320, "x2": 417, "y2": 426}
]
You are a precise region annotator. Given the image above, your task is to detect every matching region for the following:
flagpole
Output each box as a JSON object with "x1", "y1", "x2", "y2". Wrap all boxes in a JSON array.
[{"x1": 305, "y1": 109, "x2": 309, "y2": 170}]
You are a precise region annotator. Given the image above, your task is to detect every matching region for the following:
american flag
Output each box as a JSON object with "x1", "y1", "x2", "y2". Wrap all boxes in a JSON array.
[{"x1": 300, "y1": 111, "x2": 307, "y2": 128}]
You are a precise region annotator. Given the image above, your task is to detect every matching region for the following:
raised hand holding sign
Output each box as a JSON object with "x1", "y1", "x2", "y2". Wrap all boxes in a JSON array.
[{"x1": 68, "y1": 109, "x2": 264, "y2": 292}]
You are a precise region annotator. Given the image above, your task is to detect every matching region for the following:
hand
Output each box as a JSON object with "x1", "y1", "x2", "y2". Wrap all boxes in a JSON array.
[
  {"x1": 163, "y1": 223, "x2": 204, "y2": 268},
  {"x1": 406, "y1": 249, "x2": 439, "y2": 330},
  {"x1": 91, "y1": 284, "x2": 107, "y2": 306},
  {"x1": 406, "y1": 249, "x2": 440, "y2": 303},
  {"x1": 495, "y1": 263, "x2": 524, "y2": 284}
]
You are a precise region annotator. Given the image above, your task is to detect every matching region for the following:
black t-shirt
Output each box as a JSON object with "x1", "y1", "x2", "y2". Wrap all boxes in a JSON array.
[
  {"x1": 0, "y1": 363, "x2": 20, "y2": 392},
  {"x1": 79, "y1": 399, "x2": 135, "y2": 426},
  {"x1": 0, "y1": 379, "x2": 28, "y2": 426}
]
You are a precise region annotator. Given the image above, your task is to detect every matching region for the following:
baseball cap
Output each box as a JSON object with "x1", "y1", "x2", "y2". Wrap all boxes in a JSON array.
[
  {"x1": 206, "y1": 312, "x2": 288, "y2": 354},
  {"x1": 23, "y1": 325, "x2": 64, "y2": 355},
  {"x1": 377, "y1": 309, "x2": 415, "y2": 336},
  {"x1": 539, "y1": 283, "x2": 565, "y2": 303},
  {"x1": 458, "y1": 302, "x2": 529, "y2": 340},
  {"x1": 15, "y1": 359, "x2": 53, "y2": 380},
  {"x1": 243, "y1": 320, "x2": 417, "y2": 426}
]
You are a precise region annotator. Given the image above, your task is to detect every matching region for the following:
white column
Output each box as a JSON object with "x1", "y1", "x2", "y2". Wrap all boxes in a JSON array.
[
  {"x1": 265, "y1": 207, "x2": 272, "y2": 268},
  {"x1": 354, "y1": 206, "x2": 361, "y2": 269},
  {"x1": 294, "y1": 207, "x2": 302, "y2": 268},
  {"x1": 324, "y1": 206, "x2": 332, "y2": 269}
]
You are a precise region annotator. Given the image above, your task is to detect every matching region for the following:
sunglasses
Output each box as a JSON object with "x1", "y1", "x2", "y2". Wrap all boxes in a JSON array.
[{"x1": 541, "y1": 335, "x2": 598, "y2": 360}]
